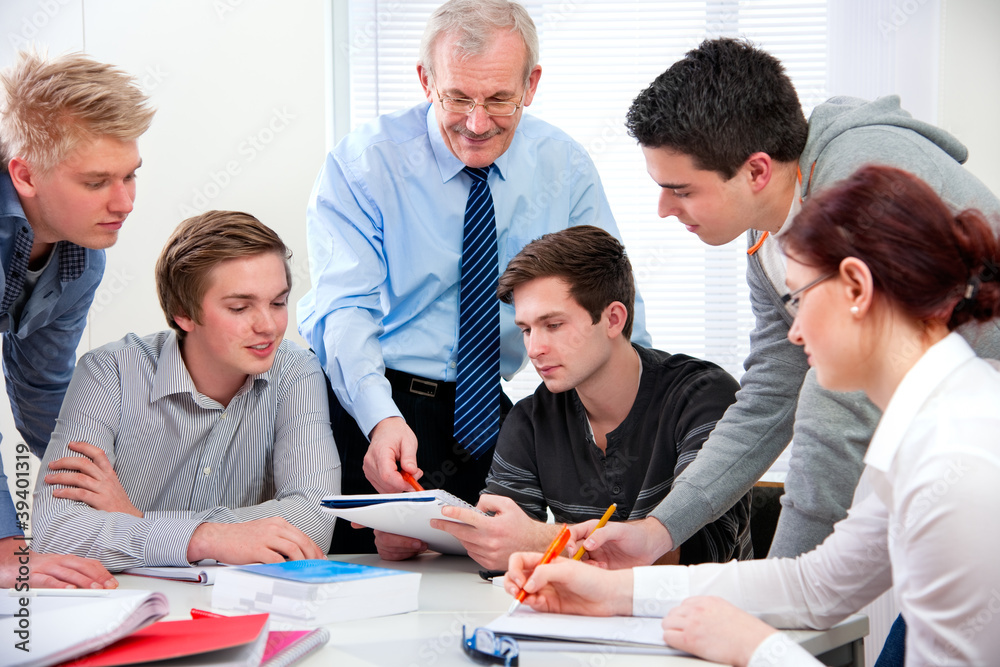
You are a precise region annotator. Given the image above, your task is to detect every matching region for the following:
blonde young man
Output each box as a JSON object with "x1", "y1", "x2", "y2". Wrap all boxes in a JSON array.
[
  {"x1": 0, "y1": 51, "x2": 153, "y2": 589},
  {"x1": 32, "y1": 212, "x2": 340, "y2": 570}
]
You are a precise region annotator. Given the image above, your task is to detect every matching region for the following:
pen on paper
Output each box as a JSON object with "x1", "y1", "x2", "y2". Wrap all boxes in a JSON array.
[
  {"x1": 401, "y1": 470, "x2": 424, "y2": 492},
  {"x1": 572, "y1": 503, "x2": 617, "y2": 560},
  {"x1": 9, "y1": 588, "x2": 111, "y2": 597},
  {"x1": 507, "y1": 523, "x2": 571, "y2": 615}
]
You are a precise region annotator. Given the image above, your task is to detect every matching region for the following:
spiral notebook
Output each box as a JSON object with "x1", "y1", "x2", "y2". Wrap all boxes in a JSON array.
[
  {"x1": 320, "y1": 490, "x2": 485, "y2": 555},
  {"x1": 261, "y1": 628, "x2": 330, "y2": 667},
  {"x1": 122, "y1": 560, "x2": 226, "y2": 585}
]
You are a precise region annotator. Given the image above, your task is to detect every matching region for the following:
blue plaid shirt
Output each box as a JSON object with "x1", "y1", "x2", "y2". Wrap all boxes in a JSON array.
[{"x1": 0, "y1": 171, "x2": 105, "y2": 539}]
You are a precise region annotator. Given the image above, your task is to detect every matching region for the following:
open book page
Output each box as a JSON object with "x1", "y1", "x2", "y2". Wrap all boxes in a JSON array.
[{"x1": 0, "y1": 590, "x2": 168, "y2": 667}]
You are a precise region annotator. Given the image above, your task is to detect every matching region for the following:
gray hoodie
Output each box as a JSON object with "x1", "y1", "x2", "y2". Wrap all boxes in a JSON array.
[{"x1": 650, "y1": 95, "x2": 1000, "y2": 557}]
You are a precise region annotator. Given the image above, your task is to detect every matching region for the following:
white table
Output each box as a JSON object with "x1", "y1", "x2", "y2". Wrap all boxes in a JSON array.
[{"x1": 117, "y1": 554, "x2": 868, "y2": 666}]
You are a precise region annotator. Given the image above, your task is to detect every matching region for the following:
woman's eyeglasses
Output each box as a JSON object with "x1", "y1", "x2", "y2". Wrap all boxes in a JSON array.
[{"x1": 782, "y1": 271, "x2": 837, "y2": 318}]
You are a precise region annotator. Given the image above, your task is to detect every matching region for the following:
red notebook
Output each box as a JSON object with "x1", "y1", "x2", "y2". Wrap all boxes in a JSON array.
[{"x1": 60, "y1": 613, "x2": 269, "y2": 666}]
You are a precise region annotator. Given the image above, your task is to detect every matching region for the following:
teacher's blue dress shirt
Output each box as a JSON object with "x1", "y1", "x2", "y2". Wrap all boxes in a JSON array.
[
  {"x1": 0, "y1": 172, "x2": 105, "y2": 539},
  {"x1": 298, "y1": 102, "x2": 650, "y2": 436}
]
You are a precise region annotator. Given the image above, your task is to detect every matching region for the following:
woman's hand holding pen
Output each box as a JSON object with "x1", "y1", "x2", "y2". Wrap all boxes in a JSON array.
[{"x1": 504, "y1": 552, "x2": 633, "y2": 617}]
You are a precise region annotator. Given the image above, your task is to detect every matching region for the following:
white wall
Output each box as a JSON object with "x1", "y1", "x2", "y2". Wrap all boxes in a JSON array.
[
  {"x1": 0, "y1": 0, "x2": 328, "y2": 491},
  {"x1": 940, "y1": 0, "x2": 1000, "y2": 194},
  {"x1": 0, "y1": 0, "x2": 328, "y2": 350}
]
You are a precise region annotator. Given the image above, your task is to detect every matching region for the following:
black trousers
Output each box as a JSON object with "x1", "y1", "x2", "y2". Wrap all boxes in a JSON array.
[{"x1": 328, "y1": 368, "x2": 512, "y2": 554}]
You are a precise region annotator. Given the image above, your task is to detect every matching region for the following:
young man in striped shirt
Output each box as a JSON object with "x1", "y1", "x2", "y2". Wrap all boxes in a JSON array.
[{"x1": 30, "y1": 211, "x2": 341, "y2": 570}]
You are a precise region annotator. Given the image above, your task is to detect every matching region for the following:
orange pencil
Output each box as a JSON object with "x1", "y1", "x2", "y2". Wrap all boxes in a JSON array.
[
  {"x1": 572, "y1": 503, "x2": 616, "y2": 560},
  {"x1": 507, "y1": 524, "x2": 571, "y2": 614}
]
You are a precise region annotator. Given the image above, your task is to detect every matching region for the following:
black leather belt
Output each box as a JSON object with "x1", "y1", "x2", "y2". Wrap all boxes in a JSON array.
[{"x1": 385, "y1": 368, "x2": 456, "y2": 401}]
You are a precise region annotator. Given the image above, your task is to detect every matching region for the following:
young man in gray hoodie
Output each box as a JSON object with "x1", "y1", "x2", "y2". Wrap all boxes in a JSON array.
[{"x1": 576, "y1": 38, "x2": 1000, "y2": 569}]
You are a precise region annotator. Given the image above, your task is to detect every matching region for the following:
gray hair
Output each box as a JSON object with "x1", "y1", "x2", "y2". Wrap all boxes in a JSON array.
[{"x1": 419, "y1": 0, "x2": 539, "y2": 85}]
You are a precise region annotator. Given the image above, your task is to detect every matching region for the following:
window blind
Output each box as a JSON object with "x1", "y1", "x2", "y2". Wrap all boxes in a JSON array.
[{"x1": 343, "y1": 0, "x2": 828, "y2": 400}]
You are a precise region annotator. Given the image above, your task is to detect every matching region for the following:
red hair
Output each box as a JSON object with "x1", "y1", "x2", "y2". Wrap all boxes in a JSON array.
[{"x1": 781, "y1": 165, "x2": 1000, "y2": 330}]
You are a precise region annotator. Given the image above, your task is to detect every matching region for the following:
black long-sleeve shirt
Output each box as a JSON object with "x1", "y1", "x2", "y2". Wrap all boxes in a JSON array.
[{"x1": 485, "y1": 344, "x2": 751, "y2": 564}]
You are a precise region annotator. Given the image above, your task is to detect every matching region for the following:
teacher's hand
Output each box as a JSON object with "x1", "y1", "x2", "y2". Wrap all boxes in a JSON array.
[{"x1": 363, "y1": 417, "x2": 421, "y2": 493}]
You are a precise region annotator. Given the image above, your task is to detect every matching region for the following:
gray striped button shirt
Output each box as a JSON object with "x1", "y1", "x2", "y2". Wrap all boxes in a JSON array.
[{"x1": 32, "y1": 330, "x2": 340, "y2": 570}]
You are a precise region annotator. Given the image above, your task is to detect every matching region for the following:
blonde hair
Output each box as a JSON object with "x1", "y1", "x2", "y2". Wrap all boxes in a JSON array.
[
  {"x1": 0, "y1": 50, "x2": 155, "y2": 172},
  {"x1": 156, "y1": 211, "x2": 292, "y2": 338}
]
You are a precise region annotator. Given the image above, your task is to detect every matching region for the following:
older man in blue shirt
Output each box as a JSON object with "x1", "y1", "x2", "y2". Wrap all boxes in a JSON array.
[
  {"x1": 0, "y1": 51, "x2": 153, "y2": 588},
  {"x1": 299, "y1": 0, "x2": 648, "y2": 553}
]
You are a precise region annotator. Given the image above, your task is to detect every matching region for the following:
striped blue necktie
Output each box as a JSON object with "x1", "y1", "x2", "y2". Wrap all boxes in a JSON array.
[{"x1": 454, "y1": 165, "x2": 500, "y2": 459}]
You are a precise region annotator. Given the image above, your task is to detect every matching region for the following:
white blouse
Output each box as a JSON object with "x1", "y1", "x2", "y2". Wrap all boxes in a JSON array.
[{"x1": 632, "y1": 333, "x2": 1000, "y2": 666}]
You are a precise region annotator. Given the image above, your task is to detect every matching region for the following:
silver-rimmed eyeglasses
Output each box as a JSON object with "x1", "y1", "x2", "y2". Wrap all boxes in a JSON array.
[
  {"x1": 782, "y1": 271, "x2": 837, "y2": 318},
  {"x1": 436, "y1": 90, "x2": 524, "y2": 116}
]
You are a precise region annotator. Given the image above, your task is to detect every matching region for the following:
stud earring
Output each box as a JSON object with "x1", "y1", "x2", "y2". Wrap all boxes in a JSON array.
[{"x1": 850, "y1": 306, "x2": 860, "y2": 315}]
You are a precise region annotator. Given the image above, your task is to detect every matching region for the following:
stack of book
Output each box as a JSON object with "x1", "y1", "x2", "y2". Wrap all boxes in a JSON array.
[{"x1": 212, "y1": 559, "x2": 421, "y2": 624}]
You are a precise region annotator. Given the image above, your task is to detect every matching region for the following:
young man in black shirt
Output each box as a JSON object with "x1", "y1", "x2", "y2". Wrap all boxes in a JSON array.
[{"x1": 375, "y1": 226, "x2": 751, "y2": 569}]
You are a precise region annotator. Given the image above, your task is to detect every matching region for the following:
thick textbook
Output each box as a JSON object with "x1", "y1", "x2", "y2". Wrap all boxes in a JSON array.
[
  {"x1": 320, "y1": 490, "x2": 485, "y2": 555},
  {"x1": 212, "y1": 559, "x2": 421, "y2": 623}
]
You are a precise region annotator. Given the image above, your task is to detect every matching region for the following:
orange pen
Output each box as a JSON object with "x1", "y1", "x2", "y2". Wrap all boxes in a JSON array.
[
  {"x1": 507, "y1": 524, "x2": 571, "y2": 614},
  {"x1": 401, "y1": 470, "x2": 424, "y2": 492}
]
